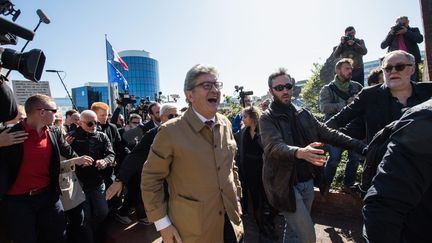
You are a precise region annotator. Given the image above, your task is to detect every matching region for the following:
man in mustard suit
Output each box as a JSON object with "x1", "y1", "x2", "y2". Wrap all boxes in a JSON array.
[{"x1": 141, "y1": 64, "x2": 243, "y2": 243}]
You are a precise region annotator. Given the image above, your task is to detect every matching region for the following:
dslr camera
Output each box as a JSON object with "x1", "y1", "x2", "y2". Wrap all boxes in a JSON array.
[
  {"x1": 343, "y1": 34, "x2": 355, "y2": 42},
  {"x1": 0, "y1": 0, "x2": 46, "y2": 82},
  {"x1": 392, "y1": 22, "x2": 405, "y2": 33}
]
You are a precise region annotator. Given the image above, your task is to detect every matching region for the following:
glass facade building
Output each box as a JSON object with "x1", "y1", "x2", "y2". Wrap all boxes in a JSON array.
[
  {"x1": 115, "y1": 50, "x2": 160, "y2": 103},
  {"x1": 72, "y1": 82, "x2": 109, "y2": 112}
]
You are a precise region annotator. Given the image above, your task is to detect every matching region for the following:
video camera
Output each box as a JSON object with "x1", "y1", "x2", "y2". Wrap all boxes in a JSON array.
[
  {"x1": 116, "y1": 92, "x2": 137, "y2": 106},
  {"x1": 234, "y1": 85, "x2": 253, "y2": 107},
  {"x1": 129, "y1": 96, "x2": 151, "y2": 120},
  {"x1": 392, "y1": 22, "x2": 405, "y2": 33},
  {"x1": 0, "y1": 0, "x2": 46, "y2": 82}
]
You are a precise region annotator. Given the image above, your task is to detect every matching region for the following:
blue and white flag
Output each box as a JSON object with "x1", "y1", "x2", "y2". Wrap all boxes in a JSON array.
[{"x1": 107, "y1": 60, "x2": 129, "y2": 91}]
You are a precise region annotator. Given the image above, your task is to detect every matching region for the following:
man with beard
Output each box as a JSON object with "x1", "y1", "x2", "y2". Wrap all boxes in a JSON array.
[
  {"x1": 319, "y1": 58, "x2": 363, "y2": 194},
  {"x1": 326, "y1": 50, "x2": 432, "y2": 145},
  {"x1": 259, "y1": 68, "x2": 366, "y2": 243},
  {"x1": 141, "y1": 64, "x2": 243, "y2": 243}
]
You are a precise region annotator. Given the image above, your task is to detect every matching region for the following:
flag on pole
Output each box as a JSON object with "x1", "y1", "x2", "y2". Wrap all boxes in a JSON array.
[
  {"x1": 107, "y1": 60, "x2": 129, "y2": 91},
  {"x1": 105, "y1": 38, "x2": 129, "y2": 91},
  {"x1": 106, "y1": 39, "x2": 129, "y2": 71}
]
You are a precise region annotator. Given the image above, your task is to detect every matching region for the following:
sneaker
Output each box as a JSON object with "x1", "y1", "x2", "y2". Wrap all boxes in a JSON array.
[
  {"x1": 138, "y1": 217, "x2": 152, "y2": 225},
  {"x1": 342, "y1": 185, "x2": 357, "y2": 195},
  {"x1": 115, "y1": 213, "x2": 132, "y2": 224}
]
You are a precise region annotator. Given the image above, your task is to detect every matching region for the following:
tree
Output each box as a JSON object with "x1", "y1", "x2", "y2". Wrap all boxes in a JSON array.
[{"x1": 301, "y1": 63, "x2": 325, "y2": 121}]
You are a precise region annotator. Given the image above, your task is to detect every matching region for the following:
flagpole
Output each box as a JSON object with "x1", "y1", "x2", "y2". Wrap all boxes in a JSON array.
[{"x1": 105, "y1": 34, "x2": 114, "y2": 113}]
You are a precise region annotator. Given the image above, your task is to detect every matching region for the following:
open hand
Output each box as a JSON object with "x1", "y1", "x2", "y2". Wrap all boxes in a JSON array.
[{"x1": 295, "y1": 142, "x2": 326, "y2": 166}]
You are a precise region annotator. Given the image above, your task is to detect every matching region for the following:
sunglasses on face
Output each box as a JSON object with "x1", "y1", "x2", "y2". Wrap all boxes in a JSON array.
[
  {"x1": 382, "y1": 63, "x2": 413, "y2": 73},
  {"x1": 193, "y1": 81, "x2": 223, "y2": 90},
  {"x1": 168, "y1": 114, "x2": 179, "y2": 119},
  {"x1": 37, "y1": 108, "x2": 58, "y2": 113},
  {"x1": 85, "y1": 121, "x2": 97, "y2": 127},
  {"x1": 272, "y1": 83, "x2": 293, "y2": 92},
  {"x1": 130, "y1": 121, "x2": 140, "y2": 125}
]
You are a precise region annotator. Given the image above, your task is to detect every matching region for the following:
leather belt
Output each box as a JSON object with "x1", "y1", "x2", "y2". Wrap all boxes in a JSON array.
[{"x1": 25, "y1": 186, "x2": 49, "y2": 196}]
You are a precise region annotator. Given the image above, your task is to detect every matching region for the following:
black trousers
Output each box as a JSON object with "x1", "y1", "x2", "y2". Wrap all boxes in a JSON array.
[{"x1": 5, "y1": 190, "x2": 66, "y2": 243}]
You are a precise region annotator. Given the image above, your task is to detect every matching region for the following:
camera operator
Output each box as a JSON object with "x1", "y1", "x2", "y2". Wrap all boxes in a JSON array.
[
  {"x1": 381, "y1": 16, "x2": 423, "y2": 82},
  {"x1": 333, "y1": 26, "x2": 367, "y2": 85},
  {"x1": 123, "y1": 102, "x2": 160, "y2": 144},
  {"x1": 232, "y1": 86, "x2": 253, "y2": 134}
]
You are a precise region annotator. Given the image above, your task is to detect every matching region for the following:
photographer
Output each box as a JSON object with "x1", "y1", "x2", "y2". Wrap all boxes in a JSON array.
[
  {"x1": 333, "y1": 26, "x2": 367, "y2": 85},
  {"x1": 123, "y1": 102, "x2": 160, "y2": 144},
  {"x1": 381, "y1": 16, "x2": 423, "y2": 82}
]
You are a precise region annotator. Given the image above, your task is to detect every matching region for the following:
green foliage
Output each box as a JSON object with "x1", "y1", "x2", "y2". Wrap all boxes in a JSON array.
[
  {"x1": 219, "y1": 95, "x2": 242, "y2": 121},
  {"x1": 419, "y1": 63, "x2": 423, "y2": 81},
  {"x1": 331, "y1": 151, "x2": 364, "y2": 189},
  {"x1": 300, "y1": 63, "x2": 325, "y2": 121}
]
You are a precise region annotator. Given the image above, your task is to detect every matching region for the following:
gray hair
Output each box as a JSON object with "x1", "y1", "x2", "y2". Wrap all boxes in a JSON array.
[
  {"x1": 128, "y1": 113, "x2": 142, "y2": 122},
  {"x1": 183, "y1": 64, "x2": 219, "y2": 101},
  {"x1": 160, "y1": 104, "x2": 178, "y2": 116},
  {"x1": 382, "y1": 50, "x2": 415, "y2": 65},
  {"x1": 80, "y1": 110, "x2": 97, "y2": 120}
]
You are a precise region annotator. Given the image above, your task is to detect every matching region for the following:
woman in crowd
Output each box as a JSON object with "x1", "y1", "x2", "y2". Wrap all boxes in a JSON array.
[{"x1": 235, "y1": 106, "x2": 276, "y2": 241}]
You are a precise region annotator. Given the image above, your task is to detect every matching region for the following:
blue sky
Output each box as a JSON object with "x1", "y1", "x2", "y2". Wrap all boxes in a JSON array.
[{"x1": 6, "y1": 0, "x2": 424, "y2": 104}]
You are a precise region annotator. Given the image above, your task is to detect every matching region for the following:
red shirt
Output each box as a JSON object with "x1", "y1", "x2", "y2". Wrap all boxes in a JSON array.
[{"x1": 7, "y1": 120, "x2": 53, "y2": 195}]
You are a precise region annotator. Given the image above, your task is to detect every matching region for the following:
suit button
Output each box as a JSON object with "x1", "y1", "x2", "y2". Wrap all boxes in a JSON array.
[
  {"x1": 217, "y1": 166, "x2": 221, "y2": 171},
  {"x1": 219, "y1": 211, "x2": 223, "y2": 215},
  {"x1": 220, "y1": 188, "x2": 223, "y2": 192}
]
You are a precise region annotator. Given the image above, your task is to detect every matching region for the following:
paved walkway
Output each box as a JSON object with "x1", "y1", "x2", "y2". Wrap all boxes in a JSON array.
[{"x1": 104, "y1": 189, "x2": 364, "y2": 243}]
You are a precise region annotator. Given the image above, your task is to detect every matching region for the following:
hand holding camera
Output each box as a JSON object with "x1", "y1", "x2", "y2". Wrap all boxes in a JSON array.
[{"x1": 391, "y1": 23, "x2": 407, "y2": 35}]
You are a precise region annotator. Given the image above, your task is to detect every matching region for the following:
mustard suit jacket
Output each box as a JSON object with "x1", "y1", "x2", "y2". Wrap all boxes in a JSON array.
[{"x1": 141, "y1": 108, "x2": 243, "y2": 243}]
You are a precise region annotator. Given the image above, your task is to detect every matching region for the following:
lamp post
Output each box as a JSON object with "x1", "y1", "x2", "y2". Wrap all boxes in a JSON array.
[{"x1": 45, "y1": 70, "x2": 77, "y2": 110}]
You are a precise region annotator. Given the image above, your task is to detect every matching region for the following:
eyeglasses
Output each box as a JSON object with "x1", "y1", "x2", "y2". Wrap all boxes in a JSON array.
[
  {"x1": 168, "y1": 114, "x2": 179, "y2": 119},
  {"x1": 85, "y1": 121, "x2": 97, "y2": 127},
  {"x1": 130, "y1": 121, "x2": 140, "y2": 125},
  {"x1": 193, "y1": 81, "x2": 223, "y2": 90},
  {"x1": 37, "y1": 108, "x2": 57, "y2": 113},
  {"x1": 272, "y1": 83, "x2": 293, "y2": 92},
  {"x1": 382, "y1": 63, "x2": 413, "y2": 73}
]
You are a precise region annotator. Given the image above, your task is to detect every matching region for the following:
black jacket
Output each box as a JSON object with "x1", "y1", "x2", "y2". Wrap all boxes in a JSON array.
[
  {"x1": 363, "y1": 99, "x2": 432, "y2": 243},
  {"x1": 259, "y1": 102, "x2": 366, "y2": 212},
  {"x1": 326, "y1": 82, "x2": 432, "y2": 143},
  {"x1": 0, "y1": 123, "x2": 77, "y2": 198},
  {"x1": 70, "y1": 127, "x2": 115, "y2": 190},
  {"x1": 380, "y1": 26, "x2": 423, "y2": 64},
  {"x1": 117, "y1": 127, "x2": 158, "y2": 184}
]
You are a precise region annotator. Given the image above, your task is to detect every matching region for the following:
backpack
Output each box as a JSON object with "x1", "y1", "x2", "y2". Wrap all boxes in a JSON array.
[{"x1": 359, "y1": 120, "x2": 398, "y2": 195}]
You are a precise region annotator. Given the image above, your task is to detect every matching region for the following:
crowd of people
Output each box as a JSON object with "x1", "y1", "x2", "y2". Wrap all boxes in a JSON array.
[{"x1": 0, "y1": 15, "x2": 430, "y2": 243}]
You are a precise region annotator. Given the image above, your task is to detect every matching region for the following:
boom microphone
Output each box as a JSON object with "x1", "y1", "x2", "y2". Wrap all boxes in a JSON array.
[
  {"x1": 0, "y1": 17, "x2": 35, "y2": 41},
  {"x1": 36, "y1": 9, "x2": 50, "y2": 24}
]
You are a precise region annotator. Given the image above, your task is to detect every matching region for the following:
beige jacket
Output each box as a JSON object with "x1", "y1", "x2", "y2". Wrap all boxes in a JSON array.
[{"x1": 141, "y1": 108, "x2": 243, "y2": 242}]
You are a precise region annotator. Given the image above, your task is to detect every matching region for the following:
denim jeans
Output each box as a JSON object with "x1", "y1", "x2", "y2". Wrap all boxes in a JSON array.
[
  {"x1": 324, "y1": 145, "x2": 360, "y2": 187},
  {"x1": 65, "y1": 201, "x2": 94, "y2": 243},
  {"x1": 83, "y1": 183, "x2": 109, "y2": 233},
  {"x1": 5, "y1": 190, "x2": 66, "y2": 243},
  {"x1": 282, "y1": 179, "x2": 315, "y2": 243}
]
